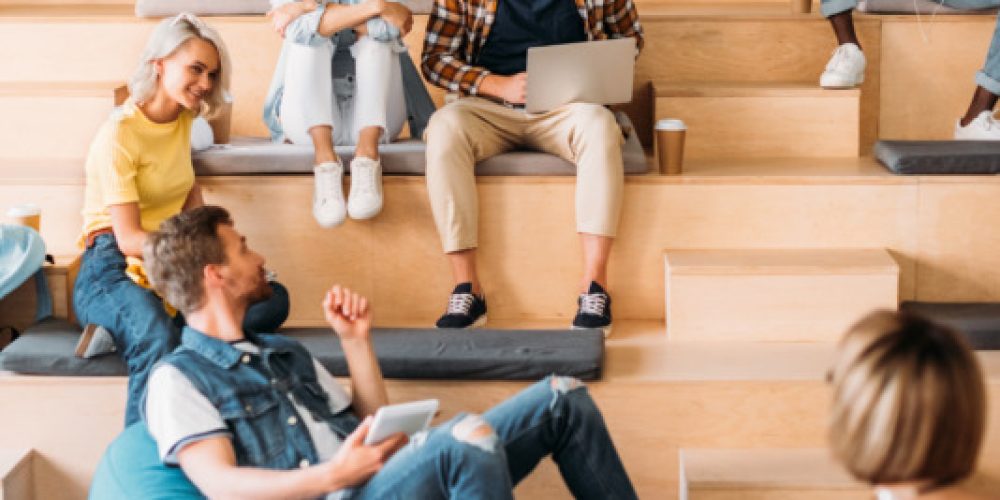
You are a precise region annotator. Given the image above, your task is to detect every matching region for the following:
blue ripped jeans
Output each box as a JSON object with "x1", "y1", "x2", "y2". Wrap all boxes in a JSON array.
[
  {"x1": 821, "y1": 0, "x2": 1000, "y2": 94},
  {"x1": 346, "y1": 376, "x2": 637, "y2": 500},
  {"x1": 72, "y1": 233, "x2": 290, "y2": 426}
]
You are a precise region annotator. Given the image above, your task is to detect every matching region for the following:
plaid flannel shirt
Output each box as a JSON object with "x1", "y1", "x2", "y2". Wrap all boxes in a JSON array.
[{"x1": 421, "y1": 0, "x2": 644, "y2": 96}]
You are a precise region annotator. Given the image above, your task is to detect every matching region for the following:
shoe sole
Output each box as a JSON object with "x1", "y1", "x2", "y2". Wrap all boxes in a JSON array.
[{"x1": 74, "y1": 324, "x2": 98, "y2": 358}]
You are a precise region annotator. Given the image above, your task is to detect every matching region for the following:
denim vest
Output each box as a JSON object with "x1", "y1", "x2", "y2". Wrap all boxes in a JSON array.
[
  {"x1": 262, "y1": 0, "x2": 436, "y2": 143},
  {"x1": 152, "y1": 327, "x2": 359, "y2": 469}
]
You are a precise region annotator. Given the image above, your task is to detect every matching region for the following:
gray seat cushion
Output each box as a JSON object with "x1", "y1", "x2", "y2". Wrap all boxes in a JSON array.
[
  {"x1": 135, "y1": 0, "x2": 435, "y2": 17},
  {"x1": 194, "y1": 113, "x2": 649, "y2": 176},
  {"x1": 901, "y1": 302, "x2": 1000, "y2": 349},
  {"x1": 874, "y1": 140, "x2": 1000, "y2": 174},
  {"x1": 0, "y1": 319, "x2": 604, "y2": 380},
  {"x1": 858, "y1": 0, "x2": 996, "y2": 13}
]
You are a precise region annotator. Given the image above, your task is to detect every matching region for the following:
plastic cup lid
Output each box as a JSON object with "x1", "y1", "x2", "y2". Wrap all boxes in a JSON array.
[
  {"x1": 6, "y1": 203, "x2": 40, "y2": 218},
  {"x1": 655, "y1": 119, "x2": 687, "y2": 131}
]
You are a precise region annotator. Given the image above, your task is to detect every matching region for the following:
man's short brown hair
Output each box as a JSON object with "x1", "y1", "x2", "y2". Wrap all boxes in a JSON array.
[
  {"x1": 144, "y1": 206, "x2": 233, "y2": 314},
  {"x1": 829, "y1": 310, "x2": 986, "y2": 490}
]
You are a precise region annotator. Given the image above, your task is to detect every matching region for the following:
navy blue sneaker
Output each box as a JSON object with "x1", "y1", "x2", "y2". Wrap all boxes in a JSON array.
[
  {"x1": 435, "y1": 282, "x2": 487, "y2": 329},
  {"x1": 572, "y1": 281, "x2": 612, "y2": 336}
]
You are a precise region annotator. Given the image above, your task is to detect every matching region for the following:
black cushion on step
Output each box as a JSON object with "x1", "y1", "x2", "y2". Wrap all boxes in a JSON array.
[
  {"x1": 0, "y1": 318, "x2": 604, "y2": 380},
  {"x1": 875, "y1": 140, "x2": 1000, "y2": 175},
  {"x1": 900, "y1": 302, "x2": 1000, "y2": 350}
]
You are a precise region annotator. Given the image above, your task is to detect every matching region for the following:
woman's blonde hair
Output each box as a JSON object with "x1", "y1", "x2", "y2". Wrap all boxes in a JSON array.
[
  {"x1": 128, "y1": 13, "x2": 231, "y2": 118},
  {"x1": 829, "y1": 310, "x2": 986, "y2": 490}
]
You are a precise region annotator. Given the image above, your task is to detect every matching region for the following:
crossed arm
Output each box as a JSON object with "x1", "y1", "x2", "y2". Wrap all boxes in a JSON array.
[{"x1": 267, "y1": 0, "x2": 413, "y2": 41}]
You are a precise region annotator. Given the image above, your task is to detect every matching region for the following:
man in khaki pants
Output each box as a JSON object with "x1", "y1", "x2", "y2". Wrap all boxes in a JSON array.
[{"x1": 420, "y1": 0, "x2": 643, "y2": 333}]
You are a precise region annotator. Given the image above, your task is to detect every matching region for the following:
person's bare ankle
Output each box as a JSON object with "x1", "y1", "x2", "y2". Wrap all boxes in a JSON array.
[{"x1": 315, "y1": 153, "x2": 339, "y2": 165}]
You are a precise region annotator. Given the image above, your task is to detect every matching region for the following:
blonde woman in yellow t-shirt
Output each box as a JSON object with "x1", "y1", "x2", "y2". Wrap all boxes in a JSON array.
[{"x1": 74, "y1": 13, "x2": 289, "y2": 426}]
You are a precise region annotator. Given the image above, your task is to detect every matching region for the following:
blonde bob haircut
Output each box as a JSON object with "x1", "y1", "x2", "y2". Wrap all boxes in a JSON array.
[
  {"x1": 828, "y1": 310, "x2": 986, "y2": 491},
  {"x1": 128, "y1": 12, "x2": 231, "y2": 119}
]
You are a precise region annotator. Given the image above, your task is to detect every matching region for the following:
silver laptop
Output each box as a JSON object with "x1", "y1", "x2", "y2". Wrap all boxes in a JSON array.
[{"x1": 525, "y1": 38, "x2": 637, "y2": 114}]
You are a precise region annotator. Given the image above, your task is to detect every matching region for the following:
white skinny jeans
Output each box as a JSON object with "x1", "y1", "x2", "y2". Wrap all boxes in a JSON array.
[{"x1": 279, "y1": 36, "x2": 406, "y2": 146}]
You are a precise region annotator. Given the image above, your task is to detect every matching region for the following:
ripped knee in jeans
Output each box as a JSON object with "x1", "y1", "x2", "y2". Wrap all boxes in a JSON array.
[{"x1": 450, "y1": 414, "x2": 498, "y2": 453}]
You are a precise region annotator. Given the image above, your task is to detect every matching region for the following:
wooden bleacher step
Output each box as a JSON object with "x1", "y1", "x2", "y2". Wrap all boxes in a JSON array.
[
  {"x1": 653, "y1": 82, "x2": 861, "y2": 159},
  {"x1": 664, "y1": 249, "x2": 899, "y2": 341},
  {"x1": 0, "y1": 448, "x2": 33, "y2": 500},
  {"x1": 0, "y1": 81, "x2": 123, "y2": 161},
  {"x1": 680, "y1": 448, "x2": 868, "y2": 500}
]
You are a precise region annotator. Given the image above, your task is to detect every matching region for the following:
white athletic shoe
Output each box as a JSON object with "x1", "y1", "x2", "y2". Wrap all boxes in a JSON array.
[
  {"x1": 347, "y1": 156, "x2": 383, "y2": 220},
  {"x1": 313, "y1": 161, "x2": 347, "y2": 228},
  {"x1": 954, "y1": 111, "x2": 1000, "y2": 140},
  {"x1": 820, "y1": 43, "x2": 866, "y2": 89}
]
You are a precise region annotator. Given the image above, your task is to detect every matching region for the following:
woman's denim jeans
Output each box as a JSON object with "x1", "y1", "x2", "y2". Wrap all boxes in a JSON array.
[
  {"x1": 346, "y1": 376, "x2": 637, "y2": 500},
  {"x1": 72, "y1": 233, "x2": 290, "y2": 426},
  {"x1": 820, "y1": 0, "x2": 1000, "y2": 95}
]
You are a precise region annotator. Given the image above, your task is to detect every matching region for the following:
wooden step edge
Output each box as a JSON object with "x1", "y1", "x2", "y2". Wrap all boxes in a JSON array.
[
  {"x1": 680, "y1": 448, "x2": 867, "y2": 491},
  {"x1": 0, "y1": 81, "x2": 125, "y2": 99},
  {"x1": 663, "y1": 248, "x2": 900, "y2": 276},
  {"x1": 653, "y1": 81, "x2": 861, "y2": 98},
  {"x1": 0, "y1": 448, "x2": 33, "y2": 500}
]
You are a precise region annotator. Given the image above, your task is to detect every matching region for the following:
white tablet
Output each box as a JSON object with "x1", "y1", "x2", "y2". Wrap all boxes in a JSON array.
[{"x1": 364, "y1": 399, "x2": 440, "y2": 446}]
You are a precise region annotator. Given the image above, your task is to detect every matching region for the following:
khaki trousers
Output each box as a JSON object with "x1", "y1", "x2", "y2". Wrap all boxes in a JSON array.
[{"x1": 424, "y1": 97, "x2": 625, "y2": 253}]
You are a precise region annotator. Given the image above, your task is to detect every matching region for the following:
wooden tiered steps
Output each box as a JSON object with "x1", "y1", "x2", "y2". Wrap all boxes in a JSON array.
[
  {"x1": 4, "y1": 322, "x2": 1000, "y2": 499},
  {"x1": 0, "y1": 255, "x2": 80, "y2": 331},
  {"x1": 0, "y1": 82, "x2": 123, "y2": 161},
  {"x1": 680, "y1": 449, "x2": 868, "y2": 499},
  {"x1": 664, "y1": 249, "x2": 899, "y2": 341},
  {"x1": 0, "y1": 449, "x2": 33, "y2": 500},
  {"x1": 653, "y1": 83, "x2": 861, "y2": 158},
  {"x1": 680, "y1": 448, "x2": 1000, "y2": 500}
]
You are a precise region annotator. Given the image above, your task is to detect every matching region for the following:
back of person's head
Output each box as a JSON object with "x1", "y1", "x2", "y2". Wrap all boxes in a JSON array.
[
  {"x1": 144, "y1": 206, "x2": 233, "y2": 315},
  {"x1": 829, "y1": 310, "x2": 986, "y2": 490},
  {"x1": 129, "y1": 12, "x2": 231, "y2": 118}
]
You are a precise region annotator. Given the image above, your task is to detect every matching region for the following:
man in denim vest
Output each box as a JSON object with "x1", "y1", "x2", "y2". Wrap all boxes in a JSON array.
[{"x1": 141, "y1": 205, "x2": 637, "y2": 498}]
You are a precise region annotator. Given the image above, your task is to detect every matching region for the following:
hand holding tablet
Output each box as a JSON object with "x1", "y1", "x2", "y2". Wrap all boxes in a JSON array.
[{"x1": 363, "y1": 399, "x2": 440, "y2": 446}]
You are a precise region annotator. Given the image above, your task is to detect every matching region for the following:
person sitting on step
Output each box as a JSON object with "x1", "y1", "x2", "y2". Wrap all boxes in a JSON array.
[
  {"x1": 818, "y1": 0, "x2": 1000, "y2": 139},
  {"x1": 264, "y1": 0, "x2": 436, "y2": 227},
  {"x1": 74, "y1": 13, "x2": 290, "y2": 427},
  {"x1": 828, "y1": 310, "x2": 990, "y2": 499},
  {"x1": 419, "y1": 0, "x2": 644, "y2": 334},
  {"x1": 139, "y1": 205, "x2": 639, "y2": 499}
]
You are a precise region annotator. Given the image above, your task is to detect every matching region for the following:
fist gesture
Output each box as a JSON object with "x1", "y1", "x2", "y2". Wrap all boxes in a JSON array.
[{"x1": 323, "y1": 285, "x2": 372, "y2": 341}]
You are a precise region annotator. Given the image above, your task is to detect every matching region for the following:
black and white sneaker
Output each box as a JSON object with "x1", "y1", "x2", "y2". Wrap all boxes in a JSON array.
[
  {"x1": 435, "y1": 283, "x2": 487, "y2": 329},
  {"x1": 572, "y1": 281, "x2": 612, "y2": 336}
]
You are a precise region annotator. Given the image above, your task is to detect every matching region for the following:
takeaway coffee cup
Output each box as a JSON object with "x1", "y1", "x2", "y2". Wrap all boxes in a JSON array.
[
  {"x1": 6, "y1": 203, "x2": 41, "y2": 233},
  {"x1": 655, "y1": 119, "x2": 686, "y2": 175},
  {"x1": 210, "y1": 100, "x2": 233, "y2": 144}
]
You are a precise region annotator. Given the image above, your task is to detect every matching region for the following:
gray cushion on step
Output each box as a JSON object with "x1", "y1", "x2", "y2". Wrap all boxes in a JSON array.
[
  {"x1": 0, "y1": 318, "x2": 604, "y2": 380},
  {"x1": 874, "y1": 140, "x2": 1000, "y2": 175},
  {"x1": 135, "y1": 0, "x2": 436, "y2": 17},
  {"x1": 900, "y1": 302, "x2": 1000, "y2": 350},
  {"x1": 193, "y1": 113, "x2": 649, "y2": 176},
  {"x1": 857, "y1": 0, "x2": 996, "y2": 13}
]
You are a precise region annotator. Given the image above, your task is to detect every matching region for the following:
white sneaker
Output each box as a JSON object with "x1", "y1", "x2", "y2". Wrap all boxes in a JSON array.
[
  {"x1": 820, "y1": 43, "x2": 866, "y2": 89},
  {"x1": 954, "y1": 111, "x2": 1000, "y2": 140},
  {"x1": 347, "y1": 156, "x2": 383, "y2": 220},
  {"x1": 313, "y1": 161, "x2": 346, "y2": 228}
]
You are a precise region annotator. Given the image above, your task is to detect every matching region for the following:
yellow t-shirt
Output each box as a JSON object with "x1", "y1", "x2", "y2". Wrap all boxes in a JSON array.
[{"x1": 80, "y1": 100, "x2": 195, "y2": 244}]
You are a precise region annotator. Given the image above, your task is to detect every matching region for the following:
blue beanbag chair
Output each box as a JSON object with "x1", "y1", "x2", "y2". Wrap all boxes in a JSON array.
[{"x1": 89, "y1": 423, "x2": 203, "y2": 499}]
